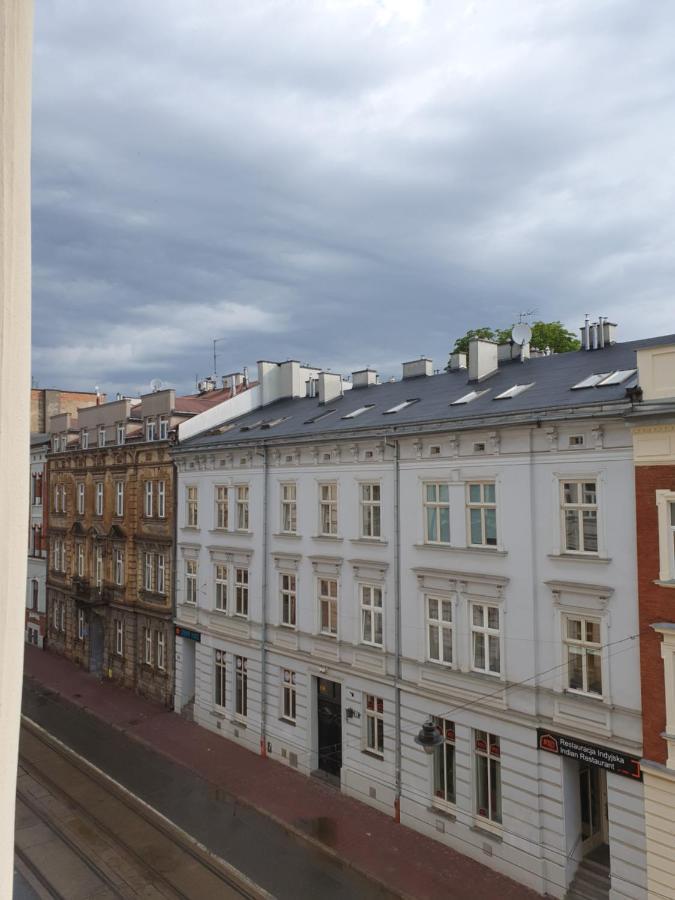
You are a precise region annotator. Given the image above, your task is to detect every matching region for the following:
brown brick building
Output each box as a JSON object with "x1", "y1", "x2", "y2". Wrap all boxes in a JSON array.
[
  {"x1": 31, "y1": 387, "x2": 103, "y2": 432},
  {"x1": 46, "y1": 380, "x2": 245, "y2": 706}
]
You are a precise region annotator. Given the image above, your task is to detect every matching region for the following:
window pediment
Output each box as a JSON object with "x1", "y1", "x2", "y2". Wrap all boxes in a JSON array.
[{"x1": 546, "y1": 579, "x2": 613, "y2": 611}]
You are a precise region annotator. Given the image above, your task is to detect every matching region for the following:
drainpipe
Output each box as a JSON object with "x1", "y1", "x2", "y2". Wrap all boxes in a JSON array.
[
  {"x1": 385, "y1": 436, "x2": 402, "y2": 823},
  {"x1": 259, "y1": 445, "x2": 269, "y2": 758}
]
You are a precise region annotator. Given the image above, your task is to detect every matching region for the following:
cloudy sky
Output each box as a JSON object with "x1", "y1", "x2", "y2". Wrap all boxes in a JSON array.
[{"x1": 32, "y1": 0, "x2": 675, "y2": 396}]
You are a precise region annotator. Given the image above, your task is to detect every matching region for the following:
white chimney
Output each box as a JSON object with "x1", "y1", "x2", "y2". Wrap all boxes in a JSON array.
[
  {"x1": 602, "y1": 320, "x2": 617, "y2": 345},
  {"x1": 468, "y1": 339, "x2": 498, "y2": 382},
  {"x1": 449, "y1": 352, "x2": 467, "y2": 371},
  {"x1": 352, "y1": 368, "x2": 378, "y2": 388},
  {"x1": 402, "y1": 357, "x2": 433, "y2": 379},
  {"x1": 318, "y1": 372, "x2": 343, "y2": 404}
]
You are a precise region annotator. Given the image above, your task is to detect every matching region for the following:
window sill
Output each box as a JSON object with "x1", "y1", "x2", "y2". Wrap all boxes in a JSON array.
[
  {"x1": 182, "y1": 526, "x2": 201, "y2": 531},
  {"x1": 414, "y1": 543, "x2": 506, "y2": 557},
  {"x1": 232, "y1": 530, "x2": 252, "y2": 537},
  {"x1": 273, "y1": 532, "x2": 302, "y2": 540},
  {"x1": 233, "y1": 717, "x2": 247, "y2": 728},
  {"x1": 280, "y1": 623, "x2": 297, "y2": 631},
  {"x1": 549, "y1": 553, "x2": 611, "y2": 565},
  {"x1": 280, "y1": 717, "x2": 296, "y2": 727},
  {"x1": 470, "y1": 820, "x2": 503, "y2": 842},
  {"x1": 362, "y1": 749, "x2": 384, "y2": 761},
  {"x1": 654, "y1": 580, "x2": 675, "y2": 589},
  {"x1": 312, "y1": 535, "x2": 343, "y2": 542},
  {"x1": 562, "y1": 688, "x2": 605, "y2": 703},
  {"x1": 360, "y1": 642, "x2": 384, "y2": 652},
  {"x1": 211, "y1": 708, "x2": 227, "y2": 720},
  {"x1": 319, "y1": 632, "x2": 338, "y2": 640},
  {"x1": 430, "y1": 802, "x2": 457, "y2": 822},
  {"x1": 350, "y1": 538, "x2": 388, "y2": 547}
]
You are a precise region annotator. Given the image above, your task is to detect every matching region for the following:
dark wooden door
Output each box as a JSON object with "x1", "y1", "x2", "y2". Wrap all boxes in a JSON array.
[{"x1": 317, "y1": 678, "x2": 342, "y2": 777}]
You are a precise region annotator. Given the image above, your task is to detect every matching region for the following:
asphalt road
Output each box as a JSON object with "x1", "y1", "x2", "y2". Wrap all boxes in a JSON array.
[{"x1": 21, "y1": 679, "x2": 398, "y2": 900}]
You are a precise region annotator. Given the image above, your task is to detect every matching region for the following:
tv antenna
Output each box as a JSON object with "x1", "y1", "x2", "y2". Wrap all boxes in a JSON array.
[
  {"x1": 150, "y1": 378, "x2": 162, "y2": 393},
  {"x1": 212, "y1": 337, "x2": 227, "y2": 378},
  {"x1": 518, "y1": 309, "x2": 537, "y2": 324}
]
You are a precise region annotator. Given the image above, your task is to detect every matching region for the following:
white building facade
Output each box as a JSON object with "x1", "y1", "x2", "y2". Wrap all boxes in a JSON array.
[
  {"x1": 173, "y1": 337, "x2": 657, "y2": 899},
  {"x1": 26, "y1": 433, "x2": 49, "y2": 647}
]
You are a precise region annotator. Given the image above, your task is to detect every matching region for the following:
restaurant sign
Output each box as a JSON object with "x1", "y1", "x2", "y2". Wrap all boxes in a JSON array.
[
  {"x1": 537, "y1": 729, "x2": 642, "y2": 781},
  {"x1": 175, "y1": 626, "x2": 201, "y2": 642}
]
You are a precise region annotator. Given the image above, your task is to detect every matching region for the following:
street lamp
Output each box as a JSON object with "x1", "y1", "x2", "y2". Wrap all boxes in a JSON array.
[{"x1": 414, "y1": 719, "x2": 444, "y2": 755}]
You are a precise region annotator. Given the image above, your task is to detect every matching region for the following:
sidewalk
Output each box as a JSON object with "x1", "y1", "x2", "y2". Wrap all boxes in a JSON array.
[{"x1": 23, "y1": 646, "x2": 539, "y2": 900}]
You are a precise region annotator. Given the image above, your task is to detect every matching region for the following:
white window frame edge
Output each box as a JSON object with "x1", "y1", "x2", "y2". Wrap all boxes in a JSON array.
[
  {"x1": 554, "y1": 471, "x2": 606, "y2": 558},
  {"x1": 551, "y1": 594, "x2": 611, "y2": 704},
  {"x1": 656, "y1": 490, "x2": 675, "y2": 582}
]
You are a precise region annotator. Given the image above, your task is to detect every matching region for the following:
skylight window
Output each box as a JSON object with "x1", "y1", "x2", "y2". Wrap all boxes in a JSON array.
[
  {"x1": 494, "y1": 383, "x2": 535, "y2": 400},
  {"x1": 451, "y1": 389, "x2": 490, "y2": 405},
  {"x1": 384, "y1": 399, "x2": 419, "y2": 414},
  {"x1": 596, "y1": 369, "x2": 637, "y2": 386},
  {"x1": 261, "y1": 417, "x2": 289, "y2": 429},
  {"x1": 342, "y1": 404, "x2": 375, "y2": 419},
  {"x1": 571, "y1": 373, "x2": 610, "y2": 390},
  {"x1": 239, "y1": 420, "x2": 263, "y2": 432},
  {"x1": 304, "y1": 408, "x2": 336, "y2": 425}
]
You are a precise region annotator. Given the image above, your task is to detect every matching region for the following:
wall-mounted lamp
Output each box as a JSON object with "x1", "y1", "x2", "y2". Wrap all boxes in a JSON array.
[{"x1": 415, "y1": 719, "x2": 444, "y2": 755}]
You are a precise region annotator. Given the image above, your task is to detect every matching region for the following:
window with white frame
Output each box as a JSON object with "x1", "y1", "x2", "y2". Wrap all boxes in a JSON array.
[
  {"x1": 475, "y1": 731, "x2": 502, "y2": 824},
  {"x1": 144, "y1": 552, "x2": 153, "y2": 591},
  {"x1": 235, "y1": 567, "x2": 249, "y2": 617},
  {"x1": 156, "y1": 631, "x2": 165, "y2": 670},
  {"x1": 60, "y1": 601, "x2": 65, "y2": 632},
  {"x1": 144, "y1": 627, "x2": 152, "y2": 665},
  {"x1": 115, "y1": 618, "x2": 124, "y2": 656},
  {"x1": 427, "y1": 596, "x2": 453, "y2": 666},
  {"x1": 281, "y1": 669, "x2": 296, "y2": 722},
  {"x1": 467, "y1": 482, "x2": 497, "y2": 547},
  {"x1": 77, "y1": 608, "x2": 85, "y2": 641},
  {"x1": 116, "y1": 423, "x2": 125, "y2": 445},
  {"x1": 656, "y1": 492, "x2": 675, "y2": 582},
  {"x1": 280, "y1": 573, "x2": 296, "y2": 627},
  {"x1": 185, "y1": 560, "x2": 197, "y2": 604},
  {"x1": 319, "y1": 578, "x2": 338, "y2": 636},
  {"x1": 186, "y1": 485, "x2": 198, "y2": 527},
  {"x1": 235, "y1": 656, "x2": 248, "y2": 718},
  {"x1": 81, "y1": 430, "x2": 89, "y2": 450},
  {"x1": 94, "y1": 545, "x2": 103, "y2": 588},
  {"x1": 364, "y1": 694, "x2": 384, "y2": 756},
  {"x1": 77, "y1": 482, "x2": 85, "y2": 515},
  {"x1": 157, "y1": 480, "x2": 166, "y2": 518},
  {"x1": 215, "y1": 485, "x2": 228, "y2": 530},
  {"x1": 360, "y1": 584, "x2": 383, "y2": 647},
  {"x1": 114, "y1": 548, "x2": 124, "y2": 585},
  {"x1": 76, "y1": 543, "x2": 84, "y2": 578},
  {"x1": 159, "y1": 416, "x2": 168, "y2": 440},
  {"x1": 670, "y1": 501, "x2": 675, "y2": 578},
  {"x1": 144, "y1": 481, "x2": 153, "y2": 517},
  {"x1": 146, "y1": 418, "x2": 157, "y2": 441},
  {"x1": 52, "y1": 435, "x2": 60, "y2": 452},
  {"x1": 214, "y1": 649, "x2": 226, "y2": 708},
  {"x1": 561, "y1": 480, "x2": 598, "y2": 554},
  {"x1": 98, "y1": 426, "x2": 106, "y2": 448},
  {"x1": 471, "y1": 604, "x2": 500, "y2": 675},
  {"x1": 236, "y1": 485, "x2": 249, "y2": 530},
  {"x1": 424, "y1": 483, "x2": 450, "y2": 544},
  {"x1": 281, "y1": 483, "x2": 297, "y2": 533},
  {"x1": 115, "y1": 481, "x2": 124, "y2": 516},
  {"x1": 53, "y1": 600, "x2": 59, "y2": 630},
  {"x1": 156, "y1": 554, "x2": 165, "y2": 594},
  {"x1": 432, "y1": 718, "x2": 456, "y2": 806},
  {"x1": 95, "y1": 481, "x2": 104, "y2": 516},
  {"x1": 360, "y1": 483, "x2": 381, "y2": 538},
  {"x1": 564, "y1": 616, "x2": 602, "y2": 696},
  {"x1": 215, "y1": 564, "x2": 228, "y2": 611},
  {"x1": 319, "y1": 483, "x2": 338, "y2": 536}
]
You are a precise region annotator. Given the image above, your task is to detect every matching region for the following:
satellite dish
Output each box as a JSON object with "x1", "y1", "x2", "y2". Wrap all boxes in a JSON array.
[
  {"x1": 150, "y1": 378, "x2": 162, "y2": 393},
  {"x1": 511, "y1": 323, "x2": 532, "y2": 346}
]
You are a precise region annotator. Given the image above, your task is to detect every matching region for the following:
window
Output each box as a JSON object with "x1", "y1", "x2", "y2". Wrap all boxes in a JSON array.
[
  {"x1": 236, "y1": 485, "x2": 249, "y2": 530},
  {"x1": 281, "y1": 483, "x2": 297, "y2": 533},
  {"x1": 144, "y1": 481, "x2": 153, "y2": 517},
  {"x1": 319, "y1": 578, "x2": 338, "y2": 636},
  {"x1": 471, "y1": 604, "x2": 500, "y2": 675},
  {"x1": 53, "y1": 600, "x2": 59, "y2": 631},
  {"x1": 186, "y1": 485, "x2": 198, "y2": 527},
  {"x1": 235, "y1": 568, "x2": 249, "y2": 617},
  {"x1": 215, "y1": 485, "x2": 228, "y2": 529},
  {"x1": 365, "y1": 695, "x2": 384, "y2": 756},
  {"x1": 432, "y1": 718, "x2": 456, "y2": 806},
  {"x1": 158, "y1": 416, "x2": 168, "y2": 440},
  {"x1": 360, "y1": 584, "x2": 383, "y2": 647},
  {"x1": 144, "y1": 552, "x2": 153, "y2": 591},
  {"x1": 185, "y1": 560, "x2": 197, "y2": 604},
  {"x1": 360, "y1": 483, "x2": 381, "y2": 538},
  {"x1": 31, "y1": 579, "x2": 38, "y2": 610},
  {"x1": 81, "y1": 429, "x2": 89, "y2": 450},
  {"x1": 475, "y1": 731, "x2": 501, "y2": 824},
  {"x1": 144, "y1": 627, "x2": 152, "y2": 665},
  {"x1": 115, "y1": 481, "x2": 124, "y2": 516},
  {"x1": 280, "y1": 573, "x2": 296, "y2": 627},
  {"x1": 77, "y1": 482, "x2": 85, "y2": 515},
  {"x1": 146, "y1": 418, "x2": 157, "y2": 441},
  {"x1": 76, "y1": 543, "x2": 84, "y2": 578},
  {"x1": 94, "y1": 545, "x2": 103, "y2": 588},
  {"x1": 215, "y1": 650, "x2": 226, "y2": 708},
  {"x1": 424, "y1": 483, "x2": 450, "y2": 544},
  {"x1": 451, "y1": 389, "x2": 490, "y2": 405},
  {"x1": 494, "y1": 383, "x2": 534, "y2": 400},
  {"x1": 78, "y1": 609, "x2": 85, "y2": 641},
  {"x1": 384, "y1": 399, "x2": 419, "y2": 414},
  {"x1": 564, "y1": 617, "x2": 602, "y2": 696},
  {"x1": 319, "y1": 483, "x2": 338, "y2": 536},
  {"x1": 282, "y1": 669, "x2": 296, "y2": 722},
  {"x1": 427, "y1": 596, "x2": 452, "y2": 666},
  {"x1": 156, "y1": 631, "x2": 165, "y2": 670},
  {"x1": 60, "y1": 601, "x2": 65, "y2": 632},
  {"x1": 157, "y1": 481, "x2": 166, "y2": 518},
  {"x1": 215, "y1": 564, "x2": 228, "y2": 611},
  {"x1": 98, "y1": 426, "x2": 106, "y2": 448},
  {"x1": 95, "y1": 481, "x2": 104, "y2": 516},
  {"x1": 115, "y1": 618, "x2": 124, "y2": 656},
  {"x1": 52, "y1": 435, "x2": 60, "y2": 452},
  {"x1": 670, "y1": 501, "x2": 675, "y2": 578},
  {"x1": 467, "y1": 483, "x2": 497, "y2": 547},
  {"x1": 342, "y1": 404, "x2": 375, "y2": 419},
  {"x1": 561, "y1": 481, "x2": 598, "y2": 554},
  {"x1": 116, "y1": 423, "x2": 125, "y2": 445},
  {"x1": 114, "y1": 548, "x2": 124, "y2": 586},
  {"x1": 235, "y1": 656, "x2": 248, "y2": 718},
  {"x1": 156, "y1": 554, "x2": 165, "y2": 594}
]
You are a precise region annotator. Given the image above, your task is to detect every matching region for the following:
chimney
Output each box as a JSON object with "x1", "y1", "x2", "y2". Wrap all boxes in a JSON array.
[
  {"x1": 352, "y1": 368, "x2": 378, "y2": 388},
  {"x1": 318, "y1": 372, "x2": 343, "y2": 404},
  {"x1": 601, "y1": 320, "x2": 617, "y2": 346},
  {"x1": 402, "y1": 357, "x2": 433, "y2": 379},
  {"x1": 449, "y1": 352, "x2": 467, "y2": 371},
  {"x1": 468, "y1": 339, "x2": 498, "y2": 382}
]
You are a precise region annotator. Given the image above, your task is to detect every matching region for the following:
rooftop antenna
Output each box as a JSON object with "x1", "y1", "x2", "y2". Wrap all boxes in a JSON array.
[
  {"x1": 212, "y1": 337, "x2": 227, "y2": 378},
  {"x1": 518, "y1": 309, "x2": 537, "y2": 324},
  {"x1": 150, "y1": 378, "x2": 162, "y2": 393}
]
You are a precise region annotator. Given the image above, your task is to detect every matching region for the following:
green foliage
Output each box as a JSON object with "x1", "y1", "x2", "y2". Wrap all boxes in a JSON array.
[
  {"x1": 450, "y1": 327, "x2": 496, "y2": 356},
  {"x1": 447, "y1": 320, "x2": 580, "y2": 370}
]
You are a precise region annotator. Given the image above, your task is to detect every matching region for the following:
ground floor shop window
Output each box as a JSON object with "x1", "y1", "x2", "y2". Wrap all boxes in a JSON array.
[
  {"x1": 235, "y1": 655, "x2": 247, "y2": 718},
  {"x1": 281, "y1": 668, "x2": 296, "y2": 722},
  {"x1": 214, "y1": 649, "x2": 226, "y2": 708},
  {"x1": 432, "y1": 717, "x2": 456, "y2": 806},
  {"x1": 364, "y1": 694, "x2": 384, "y2": 756},
  {"x1": 475, "y1": 730, "x2": 501, "y2": 824}
]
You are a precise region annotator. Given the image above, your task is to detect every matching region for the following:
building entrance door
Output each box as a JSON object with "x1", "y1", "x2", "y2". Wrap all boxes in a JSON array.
[
  {"x1": 579, "y1": 764, "x2": 608, "y2": 856},
  {"x1": 317, "y1": 678, "x2": 342, "y2": 778},
  {"x1": 89, "y1": 613, "x2": 104, "y2": 677}
]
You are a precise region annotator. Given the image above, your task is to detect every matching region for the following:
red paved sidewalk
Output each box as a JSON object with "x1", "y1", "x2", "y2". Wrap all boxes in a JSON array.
[{"x1": 23, "y1": 646, "x2": 540, "y2": 900}]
